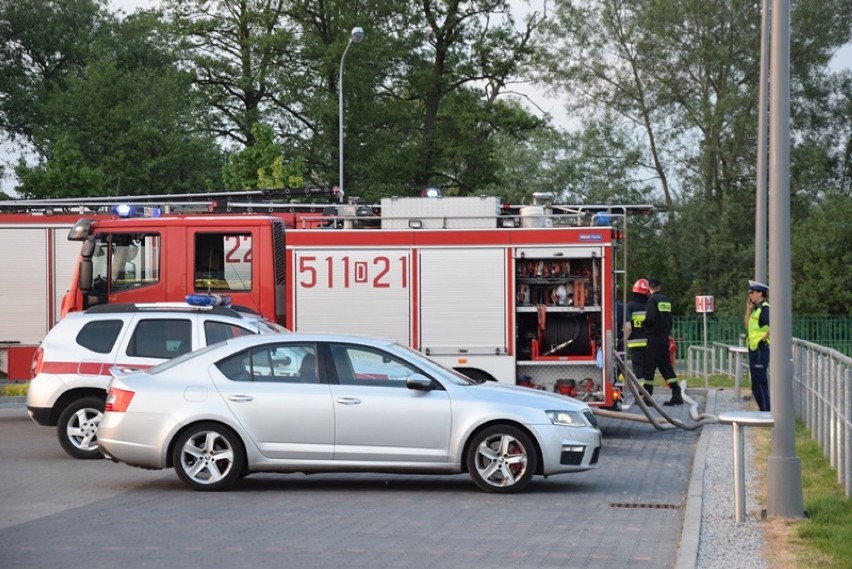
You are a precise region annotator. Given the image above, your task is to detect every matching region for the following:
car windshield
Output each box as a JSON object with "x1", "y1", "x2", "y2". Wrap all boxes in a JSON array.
[
  {"x1": 256, "y1": 320, "x2": 289, "y2": 334},
  {"x1": 391, "y1": 343, "x2": 478, "y2": 386}
]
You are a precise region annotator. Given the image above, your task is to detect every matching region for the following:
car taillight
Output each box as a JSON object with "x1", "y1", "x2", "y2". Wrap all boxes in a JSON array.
[
  {"x1": 31, "y1": 347, "x2": 44, "y2": 378},
  {"x1": 105, "y1": 388, "x2": 135, "y2": 412}
]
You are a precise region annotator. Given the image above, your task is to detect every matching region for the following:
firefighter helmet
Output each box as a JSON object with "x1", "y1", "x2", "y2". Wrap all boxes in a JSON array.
[{"x1": 632, "y1": 278, "x2": 650, "y2": 295}]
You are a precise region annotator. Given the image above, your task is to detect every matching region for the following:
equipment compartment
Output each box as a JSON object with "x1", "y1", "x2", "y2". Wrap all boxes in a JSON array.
[{"x1": 515, "y1": 254, "x2": 602, "y2": 362}]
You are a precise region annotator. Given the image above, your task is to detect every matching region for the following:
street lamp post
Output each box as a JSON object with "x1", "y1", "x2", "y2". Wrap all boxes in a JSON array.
[{"x1": 339, "y1": 26, "x2": 364, "y2": 196}]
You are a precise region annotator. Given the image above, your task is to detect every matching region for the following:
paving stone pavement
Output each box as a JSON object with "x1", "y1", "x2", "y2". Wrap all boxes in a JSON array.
[{"x1": 0, "y1": 393, "x2": 704, "y2": 569}]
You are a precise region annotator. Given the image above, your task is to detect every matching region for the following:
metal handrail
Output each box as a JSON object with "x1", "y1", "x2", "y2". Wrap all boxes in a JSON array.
[
  {"x1": 792, "y1": 339, "x2": 852, "y2": 497},
  {"x1": 692, "y1": 338, "x2": 852, "y2": 497}
]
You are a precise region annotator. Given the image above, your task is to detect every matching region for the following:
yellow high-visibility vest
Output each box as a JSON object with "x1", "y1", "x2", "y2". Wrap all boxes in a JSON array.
[{"x1": 747, "y1": 301, "x2": 770, "y2": 350}]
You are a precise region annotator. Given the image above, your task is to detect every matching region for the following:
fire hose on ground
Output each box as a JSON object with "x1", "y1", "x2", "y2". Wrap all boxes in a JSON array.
[{"x1": 592, "y1": 352, "x2": 718, "y2": 431}]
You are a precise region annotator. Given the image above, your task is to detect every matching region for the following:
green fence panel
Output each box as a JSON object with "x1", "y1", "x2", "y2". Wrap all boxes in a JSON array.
[{"x1": 672, "y1": 316, "x2": 852, "y2": 357}]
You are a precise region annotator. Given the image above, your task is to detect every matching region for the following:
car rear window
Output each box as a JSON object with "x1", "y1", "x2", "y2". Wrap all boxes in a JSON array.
[{"x1": 76, "y1": 320, "x2": 124, "y2": 354}]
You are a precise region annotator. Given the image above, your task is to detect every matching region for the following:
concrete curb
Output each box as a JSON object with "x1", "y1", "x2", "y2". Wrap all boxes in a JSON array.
[
  {"x1": 0, "y1": 396, "x2": 26, "y2": 409},
  {"x1": 675, "y1": 388, "x2": 716, "y2": 569}
]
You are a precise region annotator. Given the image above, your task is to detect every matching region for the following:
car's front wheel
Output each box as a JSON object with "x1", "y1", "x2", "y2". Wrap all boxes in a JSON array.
[
  {"x1": 173, "y1": 422, "x2": 245, "y2": 491},
  {"x1": 466, "y1": 425, "x2": 537, "y2": 493},
  {"x1": 57, "y1": 396, "x2": 104, "y2": 460}
]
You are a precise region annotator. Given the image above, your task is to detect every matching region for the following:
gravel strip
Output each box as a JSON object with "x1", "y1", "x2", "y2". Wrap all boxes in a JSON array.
[{"x1": 696, "y1": 389, "x2": 771, "y2": 569}]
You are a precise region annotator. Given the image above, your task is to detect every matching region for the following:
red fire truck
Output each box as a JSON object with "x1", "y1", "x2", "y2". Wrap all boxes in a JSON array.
[{"x1": 1, "y1": 191, "x2": 649, "y2": 408}]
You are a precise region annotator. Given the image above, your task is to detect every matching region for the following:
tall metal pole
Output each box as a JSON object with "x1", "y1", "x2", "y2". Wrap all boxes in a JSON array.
[
  {"x1": 766, "y1": 0, "x2": 804, "y2": 519},
  {"x1": 755, "y1": 0, "x2": 770, "y2": 283},
  {"x1": 338, "y1": 27, "x2": 364, "y2": 196}
]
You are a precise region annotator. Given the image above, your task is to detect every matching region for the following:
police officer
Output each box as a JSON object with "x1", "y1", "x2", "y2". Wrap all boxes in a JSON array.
[
  {"x1": 744, "y1": 279, "x2": 771, "y2": 411},
  {"x1": 623, "y1": 278, "x2": 651, "y2": 395},
  {"x1": 643, "y1": 278, "x2": 681, "y2": 406}
]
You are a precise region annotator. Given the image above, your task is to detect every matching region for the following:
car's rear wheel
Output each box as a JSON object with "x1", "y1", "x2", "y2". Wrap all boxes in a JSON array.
[
  {"x1": 173, "y1": 422, "x2": 245, "y2": 491},
  {"x1": 57, "y1": 396, "x2": 104, "y2": 460},
  {"x1": 466, "y1": 425, "x2": 537, "y2": 493}
]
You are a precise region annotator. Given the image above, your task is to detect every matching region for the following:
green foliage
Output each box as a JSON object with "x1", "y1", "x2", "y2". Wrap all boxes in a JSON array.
[
  {"x1": 0, "y1": 0, "x2": 106, "y2": 142},
  {"x1": 3, "y1": 3, "x2": 223, "y2": 196},
  {"x1": 536, "y1": 0, "x2": 852, "y2": 314},
  {"x1": 222, "y1": 123, "x2": 305, "y2": 190},
  {"x1": 791, "y1": 195, "x2": 852, "y2": 314},
  {"x1": 165, "y1": 0, "x2": 299, "y2": 148},
  {"x1": 15, "y1": 137, "x2": 106, "y2": 196}
]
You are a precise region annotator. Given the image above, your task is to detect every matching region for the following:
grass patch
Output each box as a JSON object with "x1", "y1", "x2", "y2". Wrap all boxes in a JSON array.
[
  {"x1": 3, "y1": 382, "x2": 28, "y2": 397},
  {"x1": 680, "y1": 372, "x2": 747, "y2": 391},
  {"x1": 757, "y1": 421, "x2": 852, "y2": 568},
  {"x1": 793, "y1": 421, "x2": 852, "y2": 567}
]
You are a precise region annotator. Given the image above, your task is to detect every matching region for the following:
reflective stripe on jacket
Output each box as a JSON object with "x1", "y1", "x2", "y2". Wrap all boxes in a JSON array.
[{"x1": 626, "y1": 310, "x2": 647, "y2": 348}]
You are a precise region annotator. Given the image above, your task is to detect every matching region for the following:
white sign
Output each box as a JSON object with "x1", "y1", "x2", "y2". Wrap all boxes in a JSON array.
[{"x1": 695, "y1": 295, "x2": 715, "y2": 313}]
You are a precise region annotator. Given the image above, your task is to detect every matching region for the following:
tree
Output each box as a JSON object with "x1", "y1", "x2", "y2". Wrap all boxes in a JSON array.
[
  {"x1": 165, "y1": 0, "x2": 298, "y2": 147},
  {"x1": 274, "y1": 0, "x2": 420, "y2": 198},
  {"x1": 791, "y1": 194, "x2": 852, "y2": 314},
  {"x1": 536, "y1": 0, "x2": 852, "y2": 315},
  {"x1": 10, "y1": 9, "x2": 223, "y2": 197},
  {"x1": 0, "y1": 0, "x2": 107, "y2": 150},
  {"x1": 404, "y1": 0, "x2": 546, "y2": 193}
]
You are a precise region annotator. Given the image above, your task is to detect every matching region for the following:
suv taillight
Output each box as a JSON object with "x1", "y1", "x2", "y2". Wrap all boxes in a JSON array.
[
  {"x1": 31, "y1": 347, "x2": 44, "y2": 378},
  {"x1": 105, "y1": 388, "x2": 135, "y2": 412}
]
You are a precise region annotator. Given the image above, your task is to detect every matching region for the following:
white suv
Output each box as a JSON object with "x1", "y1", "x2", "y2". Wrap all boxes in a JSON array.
[{"x1": 27, "y1": 301, "x2": 287, "y2": 459}]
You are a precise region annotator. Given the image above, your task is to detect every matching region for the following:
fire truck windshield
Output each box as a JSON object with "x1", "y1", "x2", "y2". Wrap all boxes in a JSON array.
[{"x1": 89, "y1": 232, "x2": 160, "y2": 294}]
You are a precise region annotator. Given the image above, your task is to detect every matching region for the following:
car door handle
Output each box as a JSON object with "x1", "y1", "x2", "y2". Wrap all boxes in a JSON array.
[
  {"x1": 228, "y1": 395, "x2": 254, "y2": 402},
  {"x1": 335, "y1": 397, "x2": 361, "y2": 405}
]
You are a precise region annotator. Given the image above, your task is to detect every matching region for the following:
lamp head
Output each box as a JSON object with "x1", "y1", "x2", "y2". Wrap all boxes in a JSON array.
[{"x1": 350, "y1": 27, "x2": 364, "y2": 43}]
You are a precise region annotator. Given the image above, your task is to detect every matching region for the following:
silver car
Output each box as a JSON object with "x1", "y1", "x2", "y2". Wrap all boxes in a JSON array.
[{"x1": 98, "y1": 333, "x2": 602, "y2": 493}]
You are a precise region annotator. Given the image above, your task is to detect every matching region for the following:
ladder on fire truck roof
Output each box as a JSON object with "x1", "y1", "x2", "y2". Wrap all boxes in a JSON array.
[
  {"x1": 0, "y1": 188, "x2": 656, "y2": 219},
  {"x1": 0, "y1": 188, "x2": 345, "y2": 215}
]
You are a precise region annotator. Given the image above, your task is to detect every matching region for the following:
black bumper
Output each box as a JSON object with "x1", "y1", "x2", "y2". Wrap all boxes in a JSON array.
[{"x1": 27, "y1": 406, "x2": 53, "y2": 426}]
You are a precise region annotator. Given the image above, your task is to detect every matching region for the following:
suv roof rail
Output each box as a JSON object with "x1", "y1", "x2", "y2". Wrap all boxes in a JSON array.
[{"x1": 83, "y1": 303, "x2": 260, "y2": 318}]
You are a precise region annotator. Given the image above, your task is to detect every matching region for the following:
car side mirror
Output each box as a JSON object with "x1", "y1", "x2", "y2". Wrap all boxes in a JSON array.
[{"x1": 406, "y1": 374, "x2": 433, "y2": 391}]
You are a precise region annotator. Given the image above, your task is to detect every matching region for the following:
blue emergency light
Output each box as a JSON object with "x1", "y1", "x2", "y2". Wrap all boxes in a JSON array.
[
  {"x1": 185, "y1": 294, "x2": 232, "y2": 307},
  {"x1": 111, "y1": 204, "x2": 162, "y2": 218},
  {"x1": 594, "y1": 213, "x2": 611, "y2": 226}
]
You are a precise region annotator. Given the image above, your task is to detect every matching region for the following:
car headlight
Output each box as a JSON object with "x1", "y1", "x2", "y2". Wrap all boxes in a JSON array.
[{"x1": 546, "y1": 410, "x2": 587, "y2": 427}]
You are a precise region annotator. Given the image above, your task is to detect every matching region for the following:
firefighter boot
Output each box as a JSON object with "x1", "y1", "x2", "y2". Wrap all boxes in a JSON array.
[
  {"x1": 641, "y1": 383, "x2": 654, "y2": 405},
  {"x1": 663, "y1": 382, "x2": 684, "y2": 406}
]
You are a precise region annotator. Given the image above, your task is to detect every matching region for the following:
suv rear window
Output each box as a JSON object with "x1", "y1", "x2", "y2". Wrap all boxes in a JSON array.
[
  {"x1": 76, "y1": 320, "x2": 124, "y2": 354},
  {"x1": 126, "y1": 319, "x2": 193, "y2": 359},
  {"x1": 204, "y1": 320, "x2": 256, "y2": 345}
]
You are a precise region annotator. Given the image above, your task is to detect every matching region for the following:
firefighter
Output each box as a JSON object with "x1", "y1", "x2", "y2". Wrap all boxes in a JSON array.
[
  {"x1": 744, "y1": 280, "x2": 771, "y2": 411},
  {"x1": 643, "y1": 278, "x2": 682, "y2": 406},
  {"x1": 623, "y1": 279, "x2": 651, "y2": 396}
]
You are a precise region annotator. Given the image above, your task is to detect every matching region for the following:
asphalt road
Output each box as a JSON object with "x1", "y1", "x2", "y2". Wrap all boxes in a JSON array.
[{"x1": 0, "y1": 401, "x2": 701, "y2": 569}]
